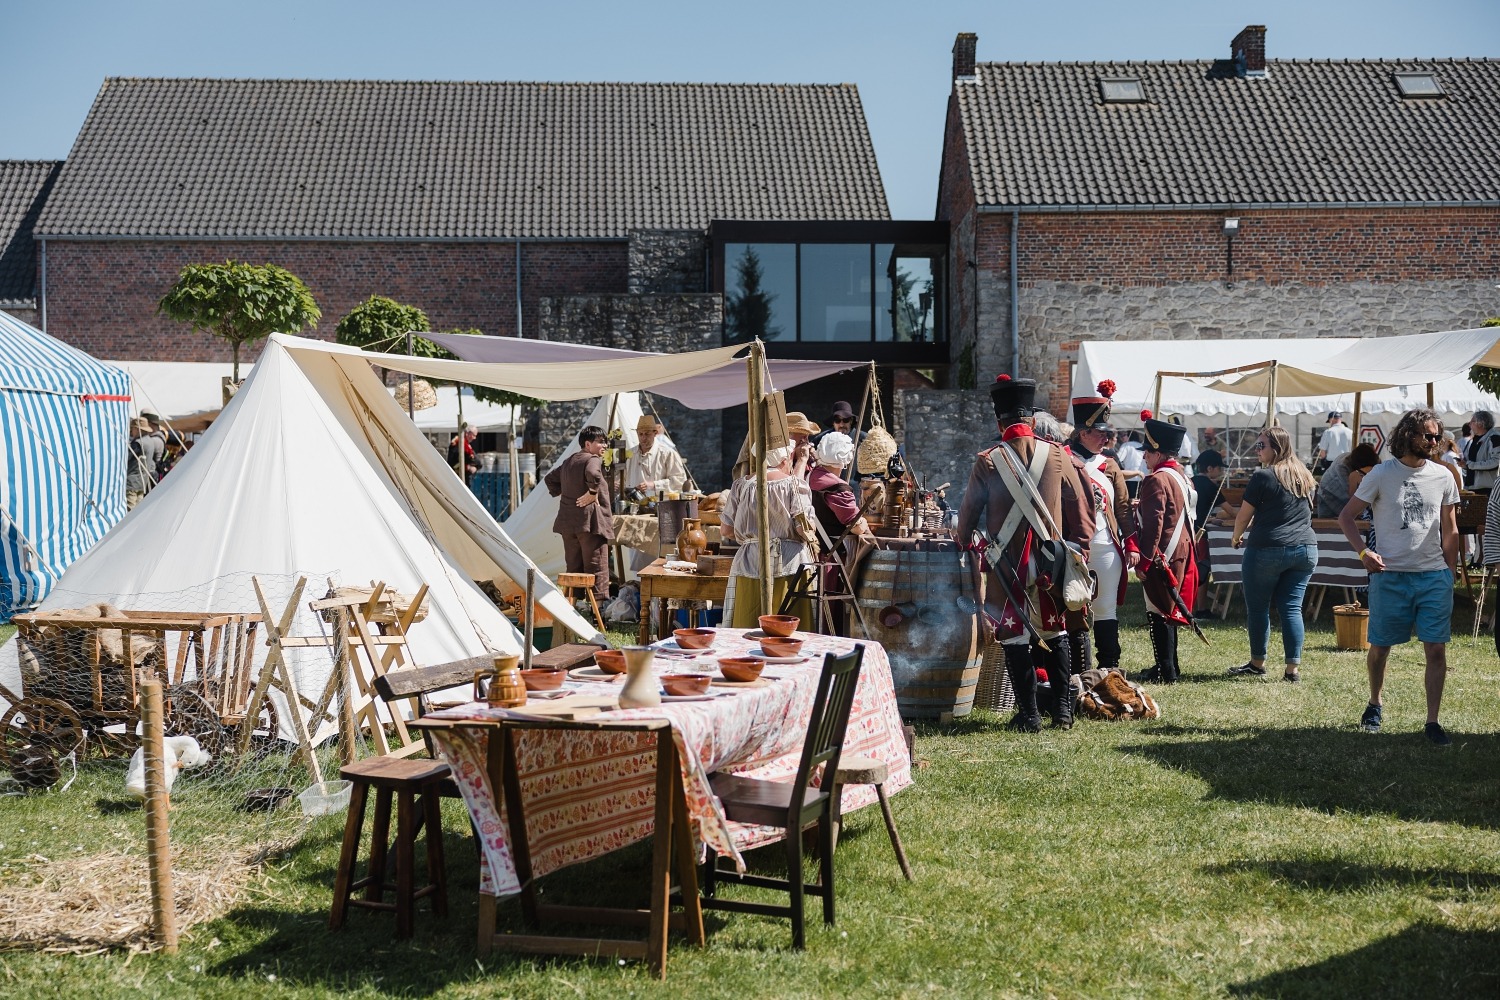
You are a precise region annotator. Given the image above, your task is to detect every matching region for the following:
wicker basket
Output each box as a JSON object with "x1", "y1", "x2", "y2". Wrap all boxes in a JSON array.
[
  {"x1": 857, "y1": 426, "x2": 899, "y2": 476},
  {"x1": 393, "y1": 377, "x2": 439, "y2": 411},
  {"x1": 973, "y1": 634, "x2": 1016, "y2": 712}
]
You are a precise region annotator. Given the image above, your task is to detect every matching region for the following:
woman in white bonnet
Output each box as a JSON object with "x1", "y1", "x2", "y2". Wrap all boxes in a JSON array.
[{"x1": 719, "y1": 444, "x2": 816, "y2": 628}]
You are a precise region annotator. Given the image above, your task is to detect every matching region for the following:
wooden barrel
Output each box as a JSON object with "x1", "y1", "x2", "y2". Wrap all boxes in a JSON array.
[{"x1": 852, "y1": 547, "x2": 981, "y2": 721}]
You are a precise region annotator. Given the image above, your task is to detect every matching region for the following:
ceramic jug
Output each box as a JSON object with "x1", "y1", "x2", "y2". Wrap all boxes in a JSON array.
[
  {"x1": 486, "y1": 653, "x2": 526, "y2": 708},
  {"x1": 618, "y1": 646, "x2": 662, "y2": 709},
  {"x1": 676, "y1": 518, "x2": 709, "y2": 562}
]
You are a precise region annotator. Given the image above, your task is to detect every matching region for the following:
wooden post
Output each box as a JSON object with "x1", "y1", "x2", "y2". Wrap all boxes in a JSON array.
[
  {"x1": 846, "y1": 362, "x2": 876, "y2": 486},
  {"x1": 140, "y1": 678, "x2": 179, "y2": 953},
  {"x1": 1352, "y1": 392, "x2": 1363, "y2": 439},
  {"x1": 749, "y1": 341, "x2": 773, "y2": 618},
  {"x1": 1152, "y1": 373, "x2": 1163, "y2": 419},
  {"x1": 1266, "y1": 363, "x2": 1278, "y2": 430},
  {"x1": 524, "y1": 569, "x2": 536, "y2": 671},
  {"x1": 1427, "y1": 382, "x2": 1435, "y2": 409}
]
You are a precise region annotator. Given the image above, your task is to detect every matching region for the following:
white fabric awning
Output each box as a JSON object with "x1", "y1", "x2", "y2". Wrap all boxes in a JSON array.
[{"x1": 105, "y1": 360, "x2": 245, "y2": 419}]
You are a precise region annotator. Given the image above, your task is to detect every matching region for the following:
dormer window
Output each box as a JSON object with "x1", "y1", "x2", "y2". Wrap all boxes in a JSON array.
[
  {"x1": 1394, "y1": 72, "x2": 1444, "y2": 98},
  {"x1": 1100, "y1": 77, "x2": 1146, "y2": 103}
]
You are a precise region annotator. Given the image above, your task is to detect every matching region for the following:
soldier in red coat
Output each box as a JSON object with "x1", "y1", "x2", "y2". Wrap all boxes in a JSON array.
[
  {"x1": 956, "y1": 375, "x2": 1094, "y2": 731},
  {"x1": 1134, "y1": 414, "x2": 1199, "y2": 683}
]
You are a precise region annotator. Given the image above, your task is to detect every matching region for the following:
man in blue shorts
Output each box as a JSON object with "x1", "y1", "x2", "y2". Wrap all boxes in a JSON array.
[{"x1": 1337, "y1": 407, "x2": 1460, "y2": 746}]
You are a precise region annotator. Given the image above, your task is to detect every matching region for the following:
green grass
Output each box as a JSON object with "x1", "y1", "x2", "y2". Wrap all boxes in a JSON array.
[{"x1": 1, "y1": 594, "x2": 1497, "y2": 998}]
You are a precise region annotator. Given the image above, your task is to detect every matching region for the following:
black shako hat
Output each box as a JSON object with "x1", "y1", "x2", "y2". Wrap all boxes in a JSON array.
[
  {"x1": 990, "y1": 374, "x2": 1038, "y2": 422},
  {"x1": 1142, "y1": 416, "x2": 1187, "y2": 455},
  {"x1": 1071, "y1": 379, "x2": 1115, "y2": 431}
]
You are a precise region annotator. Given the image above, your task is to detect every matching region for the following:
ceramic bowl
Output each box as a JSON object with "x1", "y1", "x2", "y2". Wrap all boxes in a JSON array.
[
  {"x1": 520, "y1": 667, "x2": 566, "y2": 691},
  {"x1": 673, "y1": 628, "x2": 717, "y2": 650},
  {"x1": 717, "y1": 657, "x2": 765, "y2": 683},
  {"x1": 662, "y1": 673, "x2": 713, "y2": 696},
  {"x1": 594, "y1": 649, "x2": 628, "y2": 674},
  {"x1": 758, "y1": 614, "x2": 800, "y2": 638},
  {"x1": 760, "y1": 636, "x2": 804, "y2": 658}
]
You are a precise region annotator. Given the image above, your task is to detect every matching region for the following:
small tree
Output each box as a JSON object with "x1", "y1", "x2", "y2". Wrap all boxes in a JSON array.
[
  {"x1": 158, "y1": 261, "x2": 321, "y2": 381},
  {"x1": 1467, "y1": 318, "x2": 1500, "y2": 396},
  {"x1": 334, "y1": 295, "x2": 433, "y2": 356}
]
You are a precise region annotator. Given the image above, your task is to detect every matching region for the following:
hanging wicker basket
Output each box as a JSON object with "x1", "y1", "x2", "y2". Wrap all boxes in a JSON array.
[
  {"x1": 393, "y1": 378, "x2": 439, "y2": 411},
  {"x1": 857, "y1": 426, "x2": 898, "y2": 476}
]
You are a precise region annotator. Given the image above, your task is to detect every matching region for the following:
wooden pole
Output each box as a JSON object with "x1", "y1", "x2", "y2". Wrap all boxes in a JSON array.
[
  {"x1": 1352, "y1": 392, "x2": 1363, "y2": 440},
  {"x1": 140, "y1": 678, "x2": 179, "y2": 953},
  {"x1": 524, "y1": 568, "x2": 536, "y2": 670},
  {"x1": 1427, "y1": 382, "x2": 1435, "y2": 409},
  {"x1": 846, "y1": 362, "x2": 875, "y2": 485},
  {"x1": 1266, "y1": 363, "x2": 1278, "y2": 430},
  {"x1": 749, "y1": 342, "x2": 773, "y2": 618},
  {"x1": 508, "y1": 410, "x2": 522, "y2": 515},
  {"x1": 1152, "y1": 374, "x2": 1163, "y2": 419}
]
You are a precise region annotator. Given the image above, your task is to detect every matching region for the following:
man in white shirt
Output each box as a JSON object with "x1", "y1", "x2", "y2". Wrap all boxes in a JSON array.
[
  {"x1": 624, "y1": 414, "x2": 688, "y2": 496},
  {"x1": 1337, "y1": 407, "x2": 1460, "y2": 747},
  {"x1": 1319, "y1": 411, "x2": 1353, "y2": 471}
]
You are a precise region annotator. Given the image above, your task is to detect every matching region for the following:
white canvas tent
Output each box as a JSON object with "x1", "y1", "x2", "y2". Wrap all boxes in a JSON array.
[
  {"x1": 105, "y1": 360, "x2": 242, "y2": 422},
  {"x1": 1, "y1": 334, "x2": 597, "y2": 719}
]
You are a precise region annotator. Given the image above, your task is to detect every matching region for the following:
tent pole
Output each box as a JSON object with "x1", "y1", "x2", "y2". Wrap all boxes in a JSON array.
[
  {"x1": 1352, "y1": 393, "x2": 1363, "y2": 440},
  {"x1": 750, "y1": 341, "x2": 773, "y2": 619},
  {"x1": 1266, "y1": 363, "x2": 1277, "y2": 430},
  {"x1": 405, "y1": 331, "x2": 415, "y2": 421},
  {"x1": 1427, "y1": 382, "x2": 1435, "y2": 409},
  {"x1": 847, "y1": 362, "x2": 875, "y2": 486},
  {"x1": 1152, "y1": 374, "x2": 1162, "y2": 418}
]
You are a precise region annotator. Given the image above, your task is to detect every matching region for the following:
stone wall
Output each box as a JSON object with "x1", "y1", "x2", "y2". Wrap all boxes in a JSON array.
[
  {"x1": 896, "y1": 387, "x2": 994, "y2": 514},
  {"x1": 535, "y1": 292, "x2": 725, "y2": 486},
  {"x1": 627, "y1": 230, "x2": 706, "y2": 294},
  {"x1": 1, "y1": 304, "x2": 39, "y2": 327}
]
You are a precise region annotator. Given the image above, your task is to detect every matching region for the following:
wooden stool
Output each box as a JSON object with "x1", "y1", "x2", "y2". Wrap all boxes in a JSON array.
[
  {"x1": 831, "y1": 754, "x2": 913, "y2": 882},
  {"x1": 329, "y1": 756, "x2": 452, "y2": 938},
  {"x1": 557, "y1": 572, "x2": 605, "y2": 630}
]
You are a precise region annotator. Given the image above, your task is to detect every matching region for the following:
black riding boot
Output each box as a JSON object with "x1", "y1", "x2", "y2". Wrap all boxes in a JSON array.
[
  {"x1": 1049, "y1": 632, "x2": 1075, "y2": 730},
  {"x1": 1162, "y1": 617, "x2": 1181, "y2": 683},
  {"x1": 1069, "y1": 628, "x2": 1093, "y2": 679},
  {"x1": 1142, "y1": 613, "x2": 1170, "y2": 683},
  {"x1": 1003, "y1": 644, "x2": 1041, "y2": 733},
  {"x1": 1094, "y1": 619, "x2": 1120, "y2": 673}
]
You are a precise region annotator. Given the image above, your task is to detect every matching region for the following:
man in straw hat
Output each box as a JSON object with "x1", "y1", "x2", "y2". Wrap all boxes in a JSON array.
[
  {"x1": 956, "y1": 375, "x2": 1093, "y2": 732},
  {"x1": 1134, "y1": 411, "x2": 1199, "y2": 683},
  {"x1": 624, "y1": 414, "x2": 688, "y2": 497},
  {"x1": 1067, "y1": 380, "x2": 1136, "y2": 675},
  {"x1": 125, "y1": 415, "x2": 162, "y2": 510}
]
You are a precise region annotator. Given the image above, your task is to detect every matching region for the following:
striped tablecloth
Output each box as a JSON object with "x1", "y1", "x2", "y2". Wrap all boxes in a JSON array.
[
  {"x1": 429, "y1": 629, "x2": 912, "y2": 898},
  {"x1": 1207, "y1": 518, "x2": 1368, "y2": 587}
]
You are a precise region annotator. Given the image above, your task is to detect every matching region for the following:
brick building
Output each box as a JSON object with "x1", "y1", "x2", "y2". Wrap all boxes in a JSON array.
[
  {"x1": 15, "y1": 78, "x2": 901, "y2": 485},
  {"x1": 905, "y1": 26, "x2": 1500, "y2": 507}
]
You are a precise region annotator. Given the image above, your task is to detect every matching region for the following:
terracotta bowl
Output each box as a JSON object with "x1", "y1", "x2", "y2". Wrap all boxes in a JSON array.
[
  {"x1": 594, "y1": 649, "x2": 628, "y2": 674},
  {"x1": 520, "y1": 667, "x2": 566, "y2": 691},
  {"x1": 718, "y1": 657, "x2": 765, "y2": 683},
  {"x1": 662, "y1": 673, "x2": 712, "y2": 696},
  {"x1": 673, "y1": 628, "x2": 717, "y2": 650},
  {"x1": 759, "y1": 614, "x2": 800, "y2": 638},
  {"x1": 760, "y1": 636, "x2": 804, "y2": 658}
]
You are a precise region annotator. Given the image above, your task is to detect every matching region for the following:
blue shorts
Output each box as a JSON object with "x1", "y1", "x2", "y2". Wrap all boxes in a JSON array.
[{"x1": 1367, "y1": 569, "x2": 1454, "y2": 646}]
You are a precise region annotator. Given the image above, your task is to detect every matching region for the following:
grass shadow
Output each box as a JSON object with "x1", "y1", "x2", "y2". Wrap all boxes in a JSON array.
[
  {"x1": 1120, "y1": 726, "x2": 1500, "y2": 829},
  {"x1": 1228, "y1": 923, "x2": 1500, "y2": 998},
  {"x1": 1206, "y1": 857, "x2": 1500, "y2": 894}
]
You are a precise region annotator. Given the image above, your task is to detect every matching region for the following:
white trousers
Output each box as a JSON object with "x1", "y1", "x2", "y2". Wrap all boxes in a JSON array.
[{"x1": 1089, "y1": 538, "x2": 1122, "y2": 621}]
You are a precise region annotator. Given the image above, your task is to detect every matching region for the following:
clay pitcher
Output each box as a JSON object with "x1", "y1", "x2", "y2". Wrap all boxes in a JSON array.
[
  {"x1": 618, "y1": 646, "x2": 662, "y2": 709},
  {"x1": 487, "y1": 653, "x2": 526, "y2": 708},
  {"x1": 676, "y1": 517, "x2": 709, "y2": 562}
]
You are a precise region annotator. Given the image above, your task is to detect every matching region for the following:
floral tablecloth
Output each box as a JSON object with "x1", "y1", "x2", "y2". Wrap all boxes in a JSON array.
[{"x1": 428, "y1": 629, "x2": 913, "y2": 897}]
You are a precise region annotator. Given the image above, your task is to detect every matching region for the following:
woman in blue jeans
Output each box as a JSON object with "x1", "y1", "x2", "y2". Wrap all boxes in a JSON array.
[{"x1": 1228, "y1": 425, "x2": 1319, "y2": 681}]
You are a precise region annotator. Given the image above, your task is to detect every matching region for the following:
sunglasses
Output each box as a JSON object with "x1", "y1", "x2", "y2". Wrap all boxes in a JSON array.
[
  {"x1": 1422, "y1": 433, "x2": 1443, "y2": 442},
  {"x1": 1255, "y1": 440, "x2": 1271, "y2": 449}
]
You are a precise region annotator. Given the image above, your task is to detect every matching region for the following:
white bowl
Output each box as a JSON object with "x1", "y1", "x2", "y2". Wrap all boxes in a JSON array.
[{"x1": 297, "y1": 779, "x2": 352, "y2": 817}]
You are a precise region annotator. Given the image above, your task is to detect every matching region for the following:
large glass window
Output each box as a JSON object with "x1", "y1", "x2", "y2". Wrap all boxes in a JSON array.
[
  {"x1": 800, "y1": 244, "x2": 871, "y2": 342},
  {"x1": 877, "y1": 246, "x2": 939, "y2": 343},
  {"x1": 723, "y1": 243, "x2": 796, "y2": 343}
]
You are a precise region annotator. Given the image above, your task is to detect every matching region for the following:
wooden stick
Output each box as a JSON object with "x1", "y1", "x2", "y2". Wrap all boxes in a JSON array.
[
  {"x1": 140, "y1": 678, "x2": 178, "y2": 953},
  {"x1": 237, "y1": 576, "x2": 307, "y2": 764}
]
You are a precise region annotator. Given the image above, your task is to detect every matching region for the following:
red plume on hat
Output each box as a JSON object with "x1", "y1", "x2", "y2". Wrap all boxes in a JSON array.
[
  {"x1": 995, "y1": 373, "x2": 1011, "y2": 382},
  {"x1": 1140, "y1": 408, "x2": 1153, "y2": 421},
  {"x1": 1097, "y1": 380, "x2": 1116, "y2": 399}
]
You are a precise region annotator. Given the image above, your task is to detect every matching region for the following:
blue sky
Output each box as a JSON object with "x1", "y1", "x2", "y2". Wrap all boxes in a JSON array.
[{"x1": 5, "y1": 0, "x2": 1495, "y2": 219}]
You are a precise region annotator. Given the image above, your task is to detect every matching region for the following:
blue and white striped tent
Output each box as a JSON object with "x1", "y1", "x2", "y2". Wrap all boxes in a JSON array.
[{"x1": 0, "y1": 312, "x2": 130, "y2": 619}]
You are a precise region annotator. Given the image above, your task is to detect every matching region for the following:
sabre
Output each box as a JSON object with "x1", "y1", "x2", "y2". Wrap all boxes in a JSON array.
[{"x1": 1151, "y1": 558, "x2": 1210, "y2": 645}]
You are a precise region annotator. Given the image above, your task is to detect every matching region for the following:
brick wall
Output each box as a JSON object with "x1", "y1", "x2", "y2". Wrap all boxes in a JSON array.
[
  {"x1": 40, "y1": 239, "x2": 628, "y2": 361},
  {"x1": 957, "y1": 206, "x2": 1500, "y2": 411}
]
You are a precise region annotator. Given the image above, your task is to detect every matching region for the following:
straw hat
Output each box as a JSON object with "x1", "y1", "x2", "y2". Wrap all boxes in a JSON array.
[
  {"x1": 636, "y1": 414, "x2": 663, "y2": 433},
  {"x1": 785, "y1": 412, "x2": 822, "y2": 438}
]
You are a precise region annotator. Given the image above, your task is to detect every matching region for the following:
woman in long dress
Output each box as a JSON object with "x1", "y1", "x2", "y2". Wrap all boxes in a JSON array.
[{"x1": 720, "y1": 445, "x2": 815, "y2": 628}]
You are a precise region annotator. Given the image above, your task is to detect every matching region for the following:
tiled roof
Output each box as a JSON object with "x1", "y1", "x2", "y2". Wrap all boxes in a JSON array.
[
  {"x1": 0, "y1": 161, "x2": 61, "y2": 304},
  {"x1": 36, "y1": 78, "x2": 889, "y2": 240},
  {"x1": 955, "y1": 59, "x2": 1500, "y2": 208}
]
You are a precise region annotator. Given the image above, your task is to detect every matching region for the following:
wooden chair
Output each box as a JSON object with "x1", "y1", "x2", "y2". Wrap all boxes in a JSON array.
[
  {"x1": 699, "y1": 644, "x2": 865, "y2": 949},
  {"x1": 557, "y1": 573, "x2": 605, "y2": 630},
  {"x1": 830, "y1": 754, "x2": 913, "y2": 882}
]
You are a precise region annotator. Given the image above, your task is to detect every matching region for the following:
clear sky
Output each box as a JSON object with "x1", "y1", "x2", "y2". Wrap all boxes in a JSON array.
[{"x1": 5, "y1": 0, "x2": 1496, "y2": 220}]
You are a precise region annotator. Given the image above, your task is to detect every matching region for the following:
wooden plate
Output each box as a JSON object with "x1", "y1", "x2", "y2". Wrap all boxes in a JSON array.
[{"x1": 567, "y1": 665, "x2": 624, "y2": 682}]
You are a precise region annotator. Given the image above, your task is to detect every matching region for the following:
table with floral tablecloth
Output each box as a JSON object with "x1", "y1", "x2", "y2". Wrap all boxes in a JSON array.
[{"x1": 426, "y1": 628, "x2": 913, "y2": 897}]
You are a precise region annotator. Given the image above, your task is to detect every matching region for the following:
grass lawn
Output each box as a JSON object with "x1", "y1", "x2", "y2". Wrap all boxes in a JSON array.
[{"x1": 1, "y1": 591, "x2": 1497, "y2": 998}]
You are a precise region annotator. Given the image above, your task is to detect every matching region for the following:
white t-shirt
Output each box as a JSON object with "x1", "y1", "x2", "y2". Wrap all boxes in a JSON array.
[
  {"x1": 1116, "y1": 442, "x2": 1145, "y2": 474},
  {"x1": 1354, "y1": 458, "x2": 1460, "y2": 573},
  {"x1": 1320, "y1": 422, "x2": 1353, "y2": 467}
]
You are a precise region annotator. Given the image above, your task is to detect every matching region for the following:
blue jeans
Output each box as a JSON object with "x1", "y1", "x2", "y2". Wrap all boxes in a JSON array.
[{"x1": 1241, "y1": 543, "x2": 1318, "y2": 664}]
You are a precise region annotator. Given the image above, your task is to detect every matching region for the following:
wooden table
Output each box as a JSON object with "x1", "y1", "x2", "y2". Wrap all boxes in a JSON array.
[
  {"x1": 419, "y1": 629, "x2": 912, "y2": 977},
  {"x1": 413, "y1": 714, "x2": 702, "y2": 978},
  {"x1": 635, "y1": 558, "x2": 730, "y2": 644}
]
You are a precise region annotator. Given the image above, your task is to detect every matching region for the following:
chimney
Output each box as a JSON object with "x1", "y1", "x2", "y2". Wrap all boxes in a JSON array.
[
  {"x1": 1232, "y1": 24, "x2": 1267, "y2": 78},
  {"x1": 953, "y1": 33, "x2": 978, "y2": 84}
]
